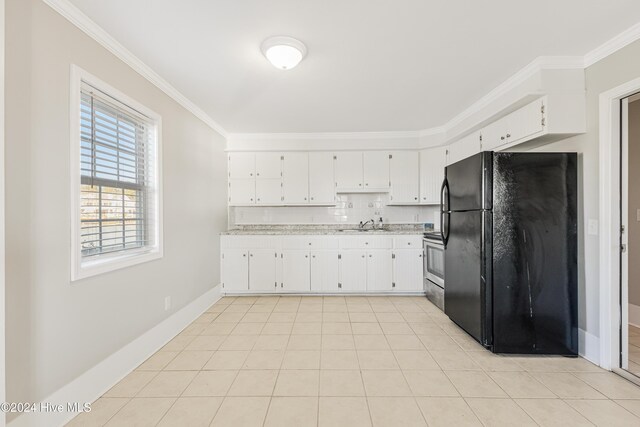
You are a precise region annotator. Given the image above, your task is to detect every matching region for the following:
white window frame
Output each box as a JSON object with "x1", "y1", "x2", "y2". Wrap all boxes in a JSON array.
[{"x1": 70, "y1": 65, "x2": 163, "y2": 281}]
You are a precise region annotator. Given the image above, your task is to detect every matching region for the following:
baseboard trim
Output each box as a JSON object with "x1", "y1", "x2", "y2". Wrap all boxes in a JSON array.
[
  {"x1": 628, "y1": 304, "x2": 640, "y2": 328},
  {"x1": 9, "y1": 285, "x2": 221, "y2": 427},
  {"x1": 579, "y1": 327, "x2": 600, "y2": 366}
]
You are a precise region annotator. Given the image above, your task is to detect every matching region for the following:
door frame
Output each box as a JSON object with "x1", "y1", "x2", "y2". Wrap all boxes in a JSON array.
[{"x1": 599, "y1": 77, "x2": 640, "y2": 371}]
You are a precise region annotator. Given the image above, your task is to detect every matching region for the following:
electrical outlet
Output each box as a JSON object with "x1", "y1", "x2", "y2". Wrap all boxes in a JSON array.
[
  {"x1": 588, "y1": 219, "x2": 598, "y2": 236},
  {"x1": 164, "y1": 296, "x2": 171, "y2": 311}
]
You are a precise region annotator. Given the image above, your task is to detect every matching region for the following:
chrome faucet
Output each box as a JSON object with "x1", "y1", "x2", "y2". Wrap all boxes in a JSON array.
[{"x1": 359, "y1": 219, "x2": 375, "y2": 230}]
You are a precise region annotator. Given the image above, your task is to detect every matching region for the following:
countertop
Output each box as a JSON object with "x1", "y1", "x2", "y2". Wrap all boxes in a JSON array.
[{"x1": 221, "y1": 225, "x2": 426, "y2": 236}]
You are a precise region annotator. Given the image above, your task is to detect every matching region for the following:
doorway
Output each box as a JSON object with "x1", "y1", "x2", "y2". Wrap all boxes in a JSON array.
[{"x1": 621, "y1": 93, "x2": 640, "y2": 379}]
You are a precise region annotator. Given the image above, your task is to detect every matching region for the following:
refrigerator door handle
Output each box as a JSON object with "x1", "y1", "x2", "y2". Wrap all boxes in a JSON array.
[{"x1": 440, "y1": 177, "x2": 450, "y2": 247}]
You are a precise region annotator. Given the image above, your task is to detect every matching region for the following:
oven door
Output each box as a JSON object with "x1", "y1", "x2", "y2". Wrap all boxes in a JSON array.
[{"x1": 424, "y1": 241, "x2": 445, "y2": 288}]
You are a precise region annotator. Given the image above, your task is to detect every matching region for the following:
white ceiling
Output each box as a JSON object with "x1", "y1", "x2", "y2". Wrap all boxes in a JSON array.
[{"x1": 69, "y1": 0, "x2": 640, "y2": 134}]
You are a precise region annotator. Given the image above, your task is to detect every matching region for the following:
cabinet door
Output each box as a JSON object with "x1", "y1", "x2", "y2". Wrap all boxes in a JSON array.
[
  {"x1": 363, "y1": 151, "x2": 390, "y2": 189},
  {"x1": 281, "y1": 250, "x2": 311, "y2": 292},
  {"x1": 282, "y1": 152, "x2": 309, "y2": 204},
  {"x1": 249, "y1": 249, "x2": 278, "y2": 291},
  {"x1": 339, "y1": 251, "x2": 367, "y2": 291},
  {"x1": 481, "y1": 117, "x2": 508, "y2": 151},
  {"x1": 507, "y1": 99, "x2": 544, "y2": 143},
  {"x1": 255, "y1": 153, "x2": 282, "y2": 179},
  {"x1": 256, "y1": 179, "x2": 282, "y2": 205},
  {"x1": 393, "y1": 249, "x2": 423, "y2": 291},
  {"x1": 229, "y1": 179, "x2": 255, "y2": 205},
  {"x1": 311, "y1": 250, "x2": 340, "y2": 292},
  {"x1": 447, "y1": 132, "x2": 481, "y2": 165},
  {"x1": 419, "y1": 147, "x2": 446, "y2": 204},
  {"x1": 366, "y1": 250, "x2": 393, "y2": 291},
  {"x1": 309, "y1": 152, "x2": 335, "y2": 204},
  {"x1": 222, "y1": 250, "x2": 249, "y2": 291},
  {"x1": 228, "y1": 153, "x2": 255, "y2": 179},
  {"x1": 390, "y1": 151, "x2": 419, "y2": 204},
  {"x1": 334, "y1": 152, "x2": 363, "y2": 190}
]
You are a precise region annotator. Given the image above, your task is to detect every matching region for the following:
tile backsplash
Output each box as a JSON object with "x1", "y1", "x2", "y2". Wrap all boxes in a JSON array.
[{"x1": 229, "y1": 193, "x2": 441, "y2": 228}]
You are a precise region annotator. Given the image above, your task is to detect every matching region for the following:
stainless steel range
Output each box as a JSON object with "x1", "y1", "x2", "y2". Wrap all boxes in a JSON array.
[{"x1": 423, "y1": 232, "x2": 444, "y2": 310}]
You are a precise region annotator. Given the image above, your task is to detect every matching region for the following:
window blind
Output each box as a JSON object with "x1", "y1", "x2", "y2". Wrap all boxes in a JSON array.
[{"x1": 79, "y1": 82, "x2": 157, "y2": 258}]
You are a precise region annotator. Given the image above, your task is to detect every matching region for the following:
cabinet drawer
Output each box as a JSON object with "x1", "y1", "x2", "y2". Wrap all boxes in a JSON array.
[
  {"x1": 393, "y1": 236, "x2": 422, "y2": 248},
  {"x1": 340, "y1": 236, "x2": 392, "y2": 249},
  {"x1": 281, "y1": 236, "x2": 339, "y2": 250},
  {"x1": 222, "y1": 236, "x2": 281, "y2": 250}
]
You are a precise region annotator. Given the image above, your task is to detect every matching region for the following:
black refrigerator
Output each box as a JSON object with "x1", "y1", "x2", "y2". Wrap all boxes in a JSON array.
[{"x1": 441, "y1": 151, "x2": 578, "y2": 355}]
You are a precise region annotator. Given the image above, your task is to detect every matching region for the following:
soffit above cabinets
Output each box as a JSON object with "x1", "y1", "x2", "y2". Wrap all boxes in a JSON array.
[{"x1": 67, "y1": 0, "x2": 640, "y2": 134}]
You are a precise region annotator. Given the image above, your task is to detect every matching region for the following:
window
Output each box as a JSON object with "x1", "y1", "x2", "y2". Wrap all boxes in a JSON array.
[{"x1": 71, "y1": 66, "x2": 162, "y2": 280}]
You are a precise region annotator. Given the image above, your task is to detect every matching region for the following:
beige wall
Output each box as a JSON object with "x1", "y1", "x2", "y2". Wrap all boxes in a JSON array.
[
  {"x1": 531, "y1": 39, "x2": 640, "y2": 347},
  {"x1": 629, "y1": 99, "x2": 640, "y2": 306},
  {"x1": 5, "y1": 0, "x2": 227, "y2": 412}
]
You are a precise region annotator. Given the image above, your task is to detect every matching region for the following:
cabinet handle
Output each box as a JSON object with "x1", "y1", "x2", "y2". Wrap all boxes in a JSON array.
[
  {"x1": 506, "y1": 134, "x2": 511, "y2": 138},
  {"x1": 243, "y1": 254, "x2": 246, "y2": 257},
  {"x1": 304, "y1": 197, "x2": 307, "y2": 200},
  {"x1": 361, "y1": 255, "x2": 365, "y2": 258},
  {"x1": 256, "y1": 173, "x2": 260, "y2": 176},
  {"x1": 414, "y1": 197, "x2": 418, "y2": 200},
  {"x1": 305, "y1": 255, "x2": 308, "y2": 258},
  {"x1": 359, "y1": 183, "x2": 362, "y2": 186},
  {"x1": 257, "y1": 198, "x2": 261, "y2": 201},
  {"x1": 365, "y1": 242, "x2": 369, "y2": 245},
  {"x1": 250, "y1": 173, "x2": 253, "y2": 176},
  {"x1": 365, "y1": 183, "x2": 369, "y2": 186},
  {"x1": 308, "y1": 242, "x2": 312, "y2": 246},
  {"x1": 407, "y1": 242, "x2": 411, "y2": 245},
  {"x1": 312, "y1": 255, "x2": 316, "y2": 258},
  {"x1": 369, "y1": 254, "x2": 372, "y2": 258},
  {"x1": 500, "y1": 136, "x2": 505, "y2": 140},
  {"x1": 311, "y1": 197, "x2": 314, "y2": 200},
  {"x1": 250, "y1": 254, "x2": 253, "y2": 257}
]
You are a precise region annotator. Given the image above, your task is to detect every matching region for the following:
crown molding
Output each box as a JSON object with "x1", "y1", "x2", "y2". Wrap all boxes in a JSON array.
[
  {"x1": 226, "y1": 130, "x2": 422, "y2": 141},
  {"x1": 42, "y1": 0, "x2": 228, "y2": 138},
  {"x1": 584, "y1": 22, "x2": 640, "y2": 68}
]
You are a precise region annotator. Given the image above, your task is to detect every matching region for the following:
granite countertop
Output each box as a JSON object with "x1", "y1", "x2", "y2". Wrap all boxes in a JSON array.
[{"x1": 221, "y1": 224, "x2": 426, "y2": 236}]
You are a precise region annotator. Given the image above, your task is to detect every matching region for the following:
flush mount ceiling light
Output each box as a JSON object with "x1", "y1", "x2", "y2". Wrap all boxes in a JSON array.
[{"x1": 261, "y1": 36, "x2": 307, "y2": 70}]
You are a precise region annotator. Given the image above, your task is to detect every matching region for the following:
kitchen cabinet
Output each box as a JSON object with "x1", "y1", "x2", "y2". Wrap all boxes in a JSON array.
[
  {"x1": 366, "y1": 250, "x2": 393, "y2": 291},
  {"x1": 419, "y1": 147, "x2": 447, "y2": 204},
  {"x1": 339, "y1": 251, "x2": 367, "y2": 291},
  {"x1": 335, "y1": 151, "x2": 390, "y2": 191},
  {"x1": 228, "y1": 153, "x2": 255, "y2": 179},
  {"x1": 308, "y1": 152, "x2": 335, "y2": 204},
  {"x1": 221, "y1": 235, "x2": 424, "y2": 295},
  {"x1": 447, "y1": 131, "x2": 481, "y2": 165},
  {"x1": 480, "y1": 98, "x2": 546, "y2": 151},
  {"x1": 393, "y1": 249, "x2": 423, "y2": 291},
  {"x1": 280, "y1": 250, "x2": 311, "y2": 291},
  {"x1": 390, "y1": 151, "x2": 419, "y2": 204},
  {"x1": 479, "y1": 117, "x2": 507, "y2": 151},
  {"x1": 248, "y1": 249, "x2": 278, "y2": 292},
  {"x1": 221, "y1": 249, "x2": 249, "y2": 291},
  {"x1": 255, "y1": 153, "x2": 282, "y2": 179},
  {"x1": 282, "y1": 152, "x2": 309, "y2": 204},
  {"x1": 255, "y1": 179, "x2": 281, "y2": 204},
  {"x1": 334, "y1": 152, "x2": 363, "y2": 190},
  {"x1": 310, "y1": 250, "x2": 340, "y2": 291},
  {"x1": 363, "y1": 151, "x2": 390, "y2": 189},
  {"x1": 228, "y1": 179, "x2": 255, "y2": 205}
]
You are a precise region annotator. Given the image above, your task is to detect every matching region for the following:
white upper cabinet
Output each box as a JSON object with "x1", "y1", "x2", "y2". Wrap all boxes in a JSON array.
[
  {"x1": 229, "y1": 152, "x2": 255, "y2": 179},
  {"x1": 507, "y1": 98, "x2": 545, "y2": 143},
  {"x1": 447, "y1": 131, "x2": 481, "y2": 165},
  {"x1": 308, "y1": 152, "x2": 335, "y2": 205},
  {"x1": 363, "y1": 152, "x2": 390, "y2": 189},
  {"x1": 256, "y1": 179, "x2": 282, "y2": 205},
  {"x1": 255, "y1": 153, "x2": 282, "y2": 179},
  {"x1": 419, "y1": 147, "x2": 447, "y2": 205},
  {"x1": 334, "y1": 152, "x2": 364, "y2": 190},
  {"x1": 282, "y1": 152, "x2": 309, "y2": 204},
  {"x1": 389, "y1": 151, "x2": 419, "y2": 204},
  {"x1": 479, "y1": 117, "x2": 507, "y2": 151},
  {"x1": 335, "y1": 151, "x2": 390, "y2": 191},
  {"x1": 229, "y1": 179, "x2": 255, "y2": 205}
]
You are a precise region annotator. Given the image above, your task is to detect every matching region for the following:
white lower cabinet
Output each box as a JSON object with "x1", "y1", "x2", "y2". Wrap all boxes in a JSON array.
[
  {"x1": 281, "y1": 250, "x2": 311, "y2": 292},
  {"x1": 221, "y1": 249, "x2": 249, "y2": 292},
  {"x1": 366, "y1": 250, "x2": 393, "y2": 291},
  {"x1": 248, "y1": 249, "x2": 278, "y2": 292},
  {"x1": 393, "y1": 249, "x2": 423, "y2": 291},
  {"x1": 221, "y1": 235, "x2": 423, "y2": 294},
  {"x1": 338, "y1": 251, "x2": 367, "y2": 291},
  {"x1": 310, "y1": 250, "x2": 340, "y2": 292}
]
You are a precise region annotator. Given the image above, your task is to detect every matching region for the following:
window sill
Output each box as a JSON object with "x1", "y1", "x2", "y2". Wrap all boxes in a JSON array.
[{"x1": 71, "y1": 247, "x2": 163, "y2": 282}]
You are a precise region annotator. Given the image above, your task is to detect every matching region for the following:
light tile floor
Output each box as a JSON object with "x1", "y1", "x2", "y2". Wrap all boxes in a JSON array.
[
  {"x1": 67, "y1": 296, "x2": 640, "y2": 426},
  {"x1": 628, "y1": 325, "x2": 640, "y2": 377}
]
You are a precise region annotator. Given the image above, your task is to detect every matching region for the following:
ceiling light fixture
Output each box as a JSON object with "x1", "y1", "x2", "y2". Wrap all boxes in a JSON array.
[{"x1": 261, "y1": 36, "x2": 307, "y2": 70}]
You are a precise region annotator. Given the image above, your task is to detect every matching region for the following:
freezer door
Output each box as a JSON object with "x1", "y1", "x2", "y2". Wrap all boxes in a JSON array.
[
  {"x1": 492, "y1": 152, "x2": 578, "y2": 355},
  {"x1": 444, "y1": 210, "x2": 492, "y2": 346},
  {"x1": 444, "y1": 152, "x2": 492, "y2": 212}
]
